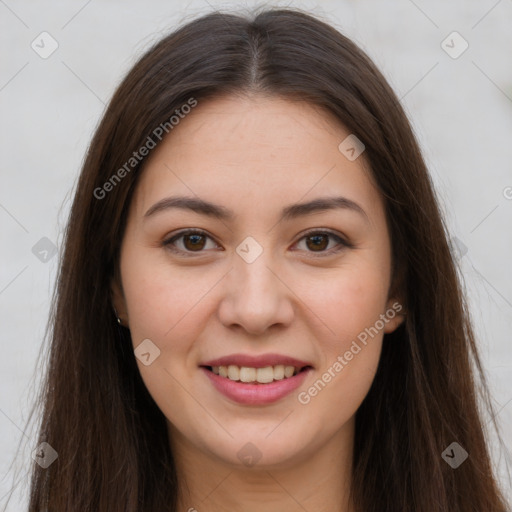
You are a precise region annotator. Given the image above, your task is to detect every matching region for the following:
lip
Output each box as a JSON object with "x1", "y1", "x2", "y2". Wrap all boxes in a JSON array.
[
  {"x1": 201, "y1": 366, "x2": 312, "y2": 405},
  {"x1": 201, "y1": 353, "x2": 312, "y2": 369}
]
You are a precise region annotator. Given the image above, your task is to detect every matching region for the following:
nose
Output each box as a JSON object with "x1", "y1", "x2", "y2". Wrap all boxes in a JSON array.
[{"x1": 217, "y1": 247, "x2": 295, "y2": 336}]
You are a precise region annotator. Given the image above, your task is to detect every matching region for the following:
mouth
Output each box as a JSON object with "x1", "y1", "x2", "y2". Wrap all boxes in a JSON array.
[
  {"x1": 201, "y1": 364, "x2": 312, "y2": 384},
  {"x1": 199, "y1": 355, "x2": 313, "y2": 405}
]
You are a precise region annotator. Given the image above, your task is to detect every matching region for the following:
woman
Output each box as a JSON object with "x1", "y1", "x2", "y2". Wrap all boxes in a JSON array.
[{"x1": 26, "y1": 7, "x2": 508, "y2": 511}]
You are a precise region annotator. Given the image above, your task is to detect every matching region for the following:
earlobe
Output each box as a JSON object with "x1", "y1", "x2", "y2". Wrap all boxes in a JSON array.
[
  {"x1": 110, "y1": 276, "x2": 128, "y2": 327},
  {"x1": 383, "y1": 298, "x2": 406, "y2": 334}
]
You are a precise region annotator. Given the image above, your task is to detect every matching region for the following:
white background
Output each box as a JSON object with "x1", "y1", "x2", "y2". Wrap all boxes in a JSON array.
[{"x1": 1, "y1": 0, "x2": 511, "y2": 509}]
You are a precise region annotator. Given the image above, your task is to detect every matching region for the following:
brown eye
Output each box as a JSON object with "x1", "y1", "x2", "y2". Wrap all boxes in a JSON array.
[
  {"x1": 183, "y1": 233, "x2": 206, "y2": 251},
  {"x1": 305, "y1": 234, "x2": 329, "y2": 251},
  {"x1": 294, "y1": 230, "x2": 351, "y2": 256},
  {"x1": 163, "y1": 229, "x2": 219, "y2": 256}
]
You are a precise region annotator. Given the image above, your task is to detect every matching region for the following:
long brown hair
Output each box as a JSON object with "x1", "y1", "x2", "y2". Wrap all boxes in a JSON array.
[{"x1": 19, "y1": 7, "x2": 508, "y2": 511}]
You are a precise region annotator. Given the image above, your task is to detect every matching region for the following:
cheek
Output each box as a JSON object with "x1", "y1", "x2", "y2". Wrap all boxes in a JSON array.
[
  {"x1": 121, "y1": 252, "x2": 216, "y2": 343},
  {"x1": 302, "y1": 259, "x2": 390, "y2": 348},
  {"x1": 299, "y1": 342, "x2": 381, "y2": 437},
  {"x1": 120, "y1": 253, "x2": 215, "y2": 427},
  {"x1": 119, "y1": 249, "x2": 220, "y2": 415},
  {"x1": 293, "y1": 260, "x2": 388, "y2": 421}
]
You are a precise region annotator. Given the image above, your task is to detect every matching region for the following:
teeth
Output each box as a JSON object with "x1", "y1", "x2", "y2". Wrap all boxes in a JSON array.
[
  {"x1": 256, "y1": 366, "x2": 274, "y2": 383},
  {"x1": 273, "y1": 365, "x2": 285, "y2": 380},
  {"x1": 227, "y1": 365, "x2": 239, "y2": 381},
  {"x1": 240, "y1": 367, "x2": 256, "y2": 382},
  {"x1": 284, "y1": 366, "x2": 295, "y2": 378},
  {"x1": 212, "y1": 364, "x2": 301, "y2": 383}
]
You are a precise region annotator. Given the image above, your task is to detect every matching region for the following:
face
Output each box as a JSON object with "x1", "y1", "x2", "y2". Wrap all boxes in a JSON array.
[{"x1": 112, "y1": 93, "x2": 403, "y2": 470}]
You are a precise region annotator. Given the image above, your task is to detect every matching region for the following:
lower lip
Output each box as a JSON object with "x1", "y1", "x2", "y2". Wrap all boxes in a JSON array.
[{"x1": 200, "y1": 367, "x2": 311, "y2": 405}]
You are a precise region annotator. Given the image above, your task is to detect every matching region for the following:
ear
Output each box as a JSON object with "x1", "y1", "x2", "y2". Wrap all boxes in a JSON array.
[
  {"x1": 110, "y1": 272, "x2": 128, "y2": 327},
  {"x1": 383, "y1": 297, "x2": 406, "y2": 334},
  {"x1": 383, "y1": 258, "x2": 406, "y2": 333}
]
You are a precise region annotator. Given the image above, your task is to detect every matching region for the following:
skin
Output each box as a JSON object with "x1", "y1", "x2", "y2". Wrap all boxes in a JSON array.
[{"x1": 111, "y1": 93, "x2": 404, "y2": 512}]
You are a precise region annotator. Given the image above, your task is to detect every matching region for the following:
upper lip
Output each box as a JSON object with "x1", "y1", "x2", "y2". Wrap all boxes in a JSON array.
[{"x1": 201, "y1": 353, "x2": 313, "y2": 369}]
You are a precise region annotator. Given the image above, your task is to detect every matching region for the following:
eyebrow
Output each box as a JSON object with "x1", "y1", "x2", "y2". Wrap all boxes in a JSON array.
[{"x1": 143, "y1": 195, "x2": 369, "y2": 223}]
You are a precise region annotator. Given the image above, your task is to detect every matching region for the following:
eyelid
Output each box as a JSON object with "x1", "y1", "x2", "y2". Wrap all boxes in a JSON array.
[
  {"x1": 292, "y1": 228, "x2": 353, "y2": 256},
  {"x1": 162, "y1": 228, "x2": 221, "y2": 257},
  {"x1": 162, "y1": 228, "x2": 352, "y2": 256}
]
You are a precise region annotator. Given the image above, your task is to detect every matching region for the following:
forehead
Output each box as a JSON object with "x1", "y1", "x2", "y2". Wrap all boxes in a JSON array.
[
  {"x1": 130, "y1": 94, "x2": 382, "y2": 223},
  {"x1": 151, "y1": 93, "x2": 355, "y2": 167}
]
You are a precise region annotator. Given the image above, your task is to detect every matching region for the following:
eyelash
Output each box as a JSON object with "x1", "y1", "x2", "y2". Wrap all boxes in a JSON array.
[{"x1": 162, "y1": 228, "x2": 353, "y2": 258}]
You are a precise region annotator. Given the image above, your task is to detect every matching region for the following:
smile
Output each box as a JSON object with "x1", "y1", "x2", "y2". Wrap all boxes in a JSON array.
[
  {"x1": 200, "y1": 355, "x2": 313, "y2": 405},
  {"x1": 210, "y1": 364, "x2": 301, "y2": 383}
]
